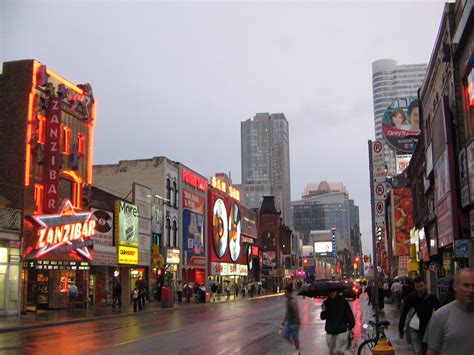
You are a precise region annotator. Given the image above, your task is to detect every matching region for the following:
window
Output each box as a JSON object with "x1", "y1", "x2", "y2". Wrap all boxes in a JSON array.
[
  {"x1": 172, "y1": 220, "x2": 178, "y2": 247},
  {"x1": 166, "y1": 217, "x2": 171, "y2": 246},
  {"x1": 34, "y1": 184, "x2": 44, "y2": 214},
  {"x1": 77, "y1": 133, "x2": 85, "y2": 156},
  {"x1": 166, "y1": 178, "x2": 171, "y2": 202},
  {"x1": 37, "y1": 114, "x2": 46, "y2": 144},
  {"x1": 173, "y1": 181, "x2": 178, "y2": 208},
  {"x1": 59, "y1": 171, "x2": 82, "y2": 209},
  {"x1": 62, "y1": 126, "x2": 71, "y2": 154}
]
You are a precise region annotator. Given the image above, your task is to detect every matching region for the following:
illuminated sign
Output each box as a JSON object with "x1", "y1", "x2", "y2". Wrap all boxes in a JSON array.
[
  {"x1": 210, "y1": 262, "x2": 248, "y2": 276},
  {"x1": 183, "y1": 168, "x2": 207, "y2": 192},
  {"x1": 118, "y1": 245, "x2": 138, "y2": 265},
  {"x1": 211, "y1": 176, "x2": 240, "y2": 201},
  {"x1": 314, "y1": 241, "x2": 333, "y2": 255},
  {"x1": 166, "y1": 248, "x2": 180, "y2": 264},
  {"x1": 44, "y1": 98, "x2": 62, "y2": 213},
  {"x1": 115, "y1": 200, "x2": 139, "y2": 247},
  {"x1": 468, "y1": 68, "x2": 473, "y2": 106},
  {"x1": 29, "y1": 200, "x2": 95, "y2": 260}
]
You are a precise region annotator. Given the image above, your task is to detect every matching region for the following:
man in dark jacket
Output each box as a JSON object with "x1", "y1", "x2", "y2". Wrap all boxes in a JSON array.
[
  {"x1": 321, "y1": 287, "x2": 355, "y2": 355},
  {"x1": 399, "y1": 277, "x2": 440, "y2": 355}
]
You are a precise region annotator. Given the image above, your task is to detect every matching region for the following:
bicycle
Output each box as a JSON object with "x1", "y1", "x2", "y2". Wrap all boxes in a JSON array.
[{"x1": 357, "y1": 320, "x2": 391, "y2": 355}]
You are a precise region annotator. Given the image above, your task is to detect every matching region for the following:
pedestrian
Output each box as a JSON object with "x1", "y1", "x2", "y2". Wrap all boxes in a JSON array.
[
  {"x1": 225, "y1": 284, "x2": 231, "y2": 300},
  {"x1": 132, "y1": 285, "x2": 141, "y2": 312},
  {"x1": 185, "y1": 283, "x2": 192, "y2": 304},
  {"x1": 199, "y1": 284, "x2": 206, "y2": 303},
  {"x1": 211, "y1": 283, "x2": 218, "y2": 302},
  {"x1": 398, "y1": 277, "x2": 440, "y2": 355},
  {"x1": 250, "y1": 283, "x2": 255, "y2": 298},
  {"x1": 176, "y1": 281, "x2": 183, "y2": 303},
  {"x1": 378, "y1": 280, "x2": 385, "y2": 312},
  {"x1": 280, "y1": 284, "x2": 300, "y2": 354},
  {"x1": 320, "y1": 285, "x2": 355, "y2": 355},
  {"x1": 424, "y1": 268, "x2": 474, "y2": 355},
  {"x1": 112, "y1": 279, "x2": 122, "y2": 308},
  {"x1": 234, "y1": 283, "x2": 239, "y2": 299},
  {"x1": 366, "y1": 280, "x2": 373, "y2": 305},
  {"x1": 68, "y1": 280, "x2": 78, "y2": 311},
  {"x1": 391, "y1": 280, "x2": 403, "y2": 308}
]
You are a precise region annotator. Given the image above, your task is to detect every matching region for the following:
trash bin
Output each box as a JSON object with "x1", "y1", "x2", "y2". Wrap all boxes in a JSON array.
[{"x1": 161, "y1": 287, "x2": 174, "y2": 308}]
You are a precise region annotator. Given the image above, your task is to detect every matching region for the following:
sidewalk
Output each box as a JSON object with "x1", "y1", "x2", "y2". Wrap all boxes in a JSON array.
[
  {"x1": 360, "y1": 295, "x2": 413, "y2": 355},
  {"x1": 0, "y1": 292, "x2": 281, "y2": 334}
]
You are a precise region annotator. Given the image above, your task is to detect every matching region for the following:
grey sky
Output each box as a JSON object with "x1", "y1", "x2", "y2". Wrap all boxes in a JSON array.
[{"x1": 1, "y1": 0, "x2": 445, "y2": 255}]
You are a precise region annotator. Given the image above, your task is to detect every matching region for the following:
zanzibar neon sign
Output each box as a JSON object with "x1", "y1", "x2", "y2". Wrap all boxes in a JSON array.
[{"x1": 30, "y1": 200, "x2": 96, "y2": 259}]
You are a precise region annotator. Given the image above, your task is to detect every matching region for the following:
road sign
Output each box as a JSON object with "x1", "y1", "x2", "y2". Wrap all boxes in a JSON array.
[
  {"x1": 372, "y1": 140, "x2": 384, "y2": 166},
  {"x1": 374, "y1": 183, "x2": 386, "y2": 200},
  {"x1": 373, "y1": 166, "x2": 387, "y2": 183},
  {"x1": 375, "y1": 201, "x2": 385, "y2": 227}
]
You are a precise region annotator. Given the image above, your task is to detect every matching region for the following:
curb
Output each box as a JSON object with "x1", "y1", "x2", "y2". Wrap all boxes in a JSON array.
[{"x1": 0, "y1": 293, "x2": 284, "y2": 334}]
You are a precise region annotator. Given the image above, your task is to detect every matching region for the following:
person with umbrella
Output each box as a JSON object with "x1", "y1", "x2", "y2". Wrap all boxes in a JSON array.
[{"x1": 320, "y1": 283, "x2": 355, "y2": 354}]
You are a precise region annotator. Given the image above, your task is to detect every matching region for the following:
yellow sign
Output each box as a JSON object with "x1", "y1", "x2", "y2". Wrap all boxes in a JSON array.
[{"x1": 118, "y1": 245, "x2": 138, "y2": 265}]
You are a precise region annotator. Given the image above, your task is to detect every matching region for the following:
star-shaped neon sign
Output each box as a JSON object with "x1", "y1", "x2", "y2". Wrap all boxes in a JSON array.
[{"x1": 29, "y1": 200, "x2": 96, "y2": 260}]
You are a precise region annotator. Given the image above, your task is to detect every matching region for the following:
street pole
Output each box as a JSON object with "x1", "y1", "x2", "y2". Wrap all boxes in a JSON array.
[{"x1": 368, "y1": 140, "x2": 380, "y2": 324}]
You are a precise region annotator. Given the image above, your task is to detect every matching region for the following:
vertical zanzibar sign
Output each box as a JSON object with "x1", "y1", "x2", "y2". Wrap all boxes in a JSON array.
[{"x1": 44, "y1": 98, "x2": 62, "y2": 214}]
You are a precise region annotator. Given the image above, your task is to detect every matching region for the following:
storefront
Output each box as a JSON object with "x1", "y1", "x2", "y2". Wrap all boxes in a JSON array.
[
  {"x1": 23, "y1": 200, "x2": 96, "y2": 310},
  {"x1": 207, "y1": 181, "x2": 247, "y2": 291}
]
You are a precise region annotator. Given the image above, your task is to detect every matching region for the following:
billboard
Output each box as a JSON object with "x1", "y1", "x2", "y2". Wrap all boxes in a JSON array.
[
  {"x1": 182, "y1": 189, "x2": 205, "y2": 268},
  {"x1": 91, "y1": 209, "x2": 113, "y2": 246},
  {"x1": 392, "y1": 188, "x2": 414, "y2": 256},
  {"x1": 241, "y1": 207, "x2": 257, "y2": 238},
  {"x1": 314, "y1": 241, "x2": 333, "y2": 255},
  {"x1": 228, "y1": 203, "x2": 241, "y2": 262},
  {"x1": 115, "y1": 201, "x2": 139, "y2": 246},
  {"x1": 262, "y1": 251, "x2": 276, "y2": 268},
  {"x1": 382, "y1": 97, "x2": 420, "y2": 153}
]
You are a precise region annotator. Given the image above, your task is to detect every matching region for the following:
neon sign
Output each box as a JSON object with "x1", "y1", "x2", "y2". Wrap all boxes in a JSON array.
[
  {"x1": 211, "y1": 176, "x2": 240, "y2": 201},
  {"x1": 183, "y1": 168, "x2": 207, "y2": 192},
  {"x1": 30, "y1": 200, "x2": 96, "y2": 260},
  {"x1": 468, "y1": 69, "x2": 473, "y2": 107},
  {"x1": 44, "y1": 98, "x2": 62, "y2": 213}
]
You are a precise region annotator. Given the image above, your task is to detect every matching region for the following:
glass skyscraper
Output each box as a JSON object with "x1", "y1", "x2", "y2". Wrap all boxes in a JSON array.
[{"x1": 241, "y1": 113, "x2": 292, "y2": 227}]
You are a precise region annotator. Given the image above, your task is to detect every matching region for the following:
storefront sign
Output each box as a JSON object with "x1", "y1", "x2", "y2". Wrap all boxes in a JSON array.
[
  {"x1": 436, "y1": 194, "x2": 454, "y2": 248},
  {"x1": 211, "y1": 176, "x2": 240, "y2": 201},
  {"x1": 118, "y1": 245, "x2": 138, "y2": 265},
  {"x1": 44, "y1": 98, "x2": 62, "y2": 213},
  {"x1": 166, "y1": 248, "x2": 180, "y2": 264},
  {"x1": 183, "y1": 189, "x2": 205, "y2": 213},
  {"x1": 183, "y1": 168, "x2": 207, "y2": 192},
  {"x1": 114, "y1": 201, "x2": 139, "y2": 247},
  {"x1": 91, "y1": 209, "x2": 113, "y2": 246},
  {"x1": 28, "y1": 200, "x2": 96, "y2": 260},
  {"x1": 188, "y1": 256, "x2": 206, "y2": 268},
  {"x1": 210, "y1": 262, "x2": 248, "y2": 276},
  {"x1": 91, "y1": 244, "x2": 117, "y2": 266},
  {"x1": 241, "y1": 207, "x2": 257, "y2": 238}
]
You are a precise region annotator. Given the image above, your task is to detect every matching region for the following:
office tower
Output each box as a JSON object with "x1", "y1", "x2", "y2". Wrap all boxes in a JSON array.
[
  {"x1": 372, "y1": 59, "x2": 427, "y2": 174},
  {"x1": 241, "y1": 113, "x2": 291, "y2": 226}
]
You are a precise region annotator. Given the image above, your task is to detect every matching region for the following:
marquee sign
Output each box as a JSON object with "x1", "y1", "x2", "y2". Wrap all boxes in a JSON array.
[
  {"x1": 28, "y1": 200, "x2": 96, "y2": 260},
  {"x1": 44, "y1": 98, "x2": 62, "y2": 213}
]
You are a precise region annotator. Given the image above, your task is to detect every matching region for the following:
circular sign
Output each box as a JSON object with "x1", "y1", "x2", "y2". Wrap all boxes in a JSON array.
[
  {"x1": 229, "y1": 203, "x2": 241, "y2": 262},
  {"x1": 375, "y1": 201, "x2": 384, "y2": 214},
  {"x1": 382, "y1": 97, "x2": 420, "y2": 153},
  {"x1": 93, "y1": 210, "x2": 112, "y2": 233},
  {"x1": 373, "y1": 141, "x2": 383, "y2": 153},
  {"x1": 212, "y1": 199, "x2": 228, "y2": 258},
  {"x1": 375, "y1": 183, "x2": 385, "y2": 196}
]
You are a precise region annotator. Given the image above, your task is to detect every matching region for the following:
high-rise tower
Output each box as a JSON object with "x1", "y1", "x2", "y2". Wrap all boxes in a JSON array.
[{"x1": 241, "y1": 113, "x2": 292, "y2": 227}]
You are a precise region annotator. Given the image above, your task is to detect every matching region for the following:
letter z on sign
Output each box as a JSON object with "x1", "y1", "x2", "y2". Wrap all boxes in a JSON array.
[{"x1": 374, "y1": 183, "x2": 386, "y2": 200}]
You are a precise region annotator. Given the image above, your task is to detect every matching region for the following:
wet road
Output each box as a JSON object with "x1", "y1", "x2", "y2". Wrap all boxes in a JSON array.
[{"x1": 0, "y1": 295, "x2": 367, "y2": 354}]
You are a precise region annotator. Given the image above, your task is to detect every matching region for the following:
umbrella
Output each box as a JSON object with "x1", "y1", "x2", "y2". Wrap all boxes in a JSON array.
[{"x1": 297, "y1": 280, "x2": 346, "y2": 298}]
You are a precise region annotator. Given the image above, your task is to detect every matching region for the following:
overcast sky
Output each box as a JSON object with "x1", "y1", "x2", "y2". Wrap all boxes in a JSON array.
[{"x1": 1, "y1": 0, "x2": 446, "y2": 255}]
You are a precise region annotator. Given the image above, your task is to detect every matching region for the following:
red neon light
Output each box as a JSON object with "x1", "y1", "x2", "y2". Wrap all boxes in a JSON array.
[
  {"x1": 468, "y1": 71, "x2": 474, "y2": 106},
  {"x1": 25, "y1": 61, "x2": 41, "y2": 186},
  {"x1": 61, "y1": 170, "x2": 83, "y2": 209},
  {"x1": 45, "y1": 68, "x2": 84, "y2": 95},
  {"x1": 77, "y1": 133, "x2": 85, "y2": 155},
  {"x1": 62, "y1": 126, "x2": 71, "y2": 154},
  {"x1": 251, "y1": 245, "x2": 259, "y2": 257},
  {"x1": 183, "y1": 168, "x2": 207, "y2": 192},
  {"x1": 87, "y1": 101, "x2": 96, "y2": 184},
  {"x1": 37, "y1": 114, "x2": 46, "y2": 144},
  {"x1": 34, "y1": 184, "x2": 44, "y2": 214},
  {"x1": 60, "y1": 276, "x2": 68, "y2": 293},
  {"x1": 31, "y1": 200, "x2": 95, "y2": 260}
]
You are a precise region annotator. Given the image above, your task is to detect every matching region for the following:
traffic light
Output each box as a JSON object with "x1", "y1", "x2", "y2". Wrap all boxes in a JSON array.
[
  {"x1": 303, "y1": 258, "x2": 308, "y2": 265},
  {"x1": 355, "y1": 256, "x2": 360, "y2": 263}
]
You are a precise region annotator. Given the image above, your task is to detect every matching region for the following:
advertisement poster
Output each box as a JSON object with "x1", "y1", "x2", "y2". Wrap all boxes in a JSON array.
[
  {"x1": 396, "y1": 154, "x2": 412, "y2": 174},
  {"x1": 241, "y1": 207, "x2": 257, "y2": 238},
  {"x1": 392, "y1": 188, "x2": 414, "y2": 256},
  {"x1": 382, "y1": 97, "x2": 420, "y2": 153},
  {"x1": 434, "y1": 148, "x2": 450, "y2": 203},
  {"x1": 262, "y1": 251, "x2": 277, "y2": 268},
  {"x1": 91, "y1": 209, "x2": 113, "y2": 246},
  {"x1": 212, "y1": 198, "x2": 228, "y2": 258},
  {"x1": 115, "y1": 201, "x2": 139, "y2": 246},
  {"x1": 183, "y1": 189, "x2": 205, "y2": 267},
  {"x1": 228, "y1": 203, "x2": 241, "y2": 262}
]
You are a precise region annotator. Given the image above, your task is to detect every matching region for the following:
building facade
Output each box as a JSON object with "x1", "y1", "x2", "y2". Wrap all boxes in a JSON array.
[
  {"x1": 0, "y1": 59, "x2": 96, "y2": 313},
  {"x1": 241, "y1": 113, "x2": 292, "y2": 227},
  {"x1": 372, "y1": 59, "x2": 427, "y2": 174}
]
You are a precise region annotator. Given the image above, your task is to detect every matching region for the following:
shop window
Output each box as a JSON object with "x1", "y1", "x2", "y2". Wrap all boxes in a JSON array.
[
  {"x1": 77, "y1": 133, "x2": 85, "y2": 156},
  {"x1": 0, "y1": 248, "x2": 7, "y2": 263},
  {"x1": 166, "y1": 217, "x2": 171, "y2": 247},
  {"x1": 172, "y1": 220, "x2": 178, "y2": 247},
  {"x1": 173, "y1": 181, "x2": 178, "y2": 208},
  {"x1": 166, "y1": 178, "x2": 171, "y2": 202},
  {"x1": 37, "y1": 114, "x2": 46, "y2": 144},
  {"x1": 34, "y1": 184, "x2": 44, "y2": 214},
  {"x1": 62, "y1": 126, "x2": 71, "y2": 155}
]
